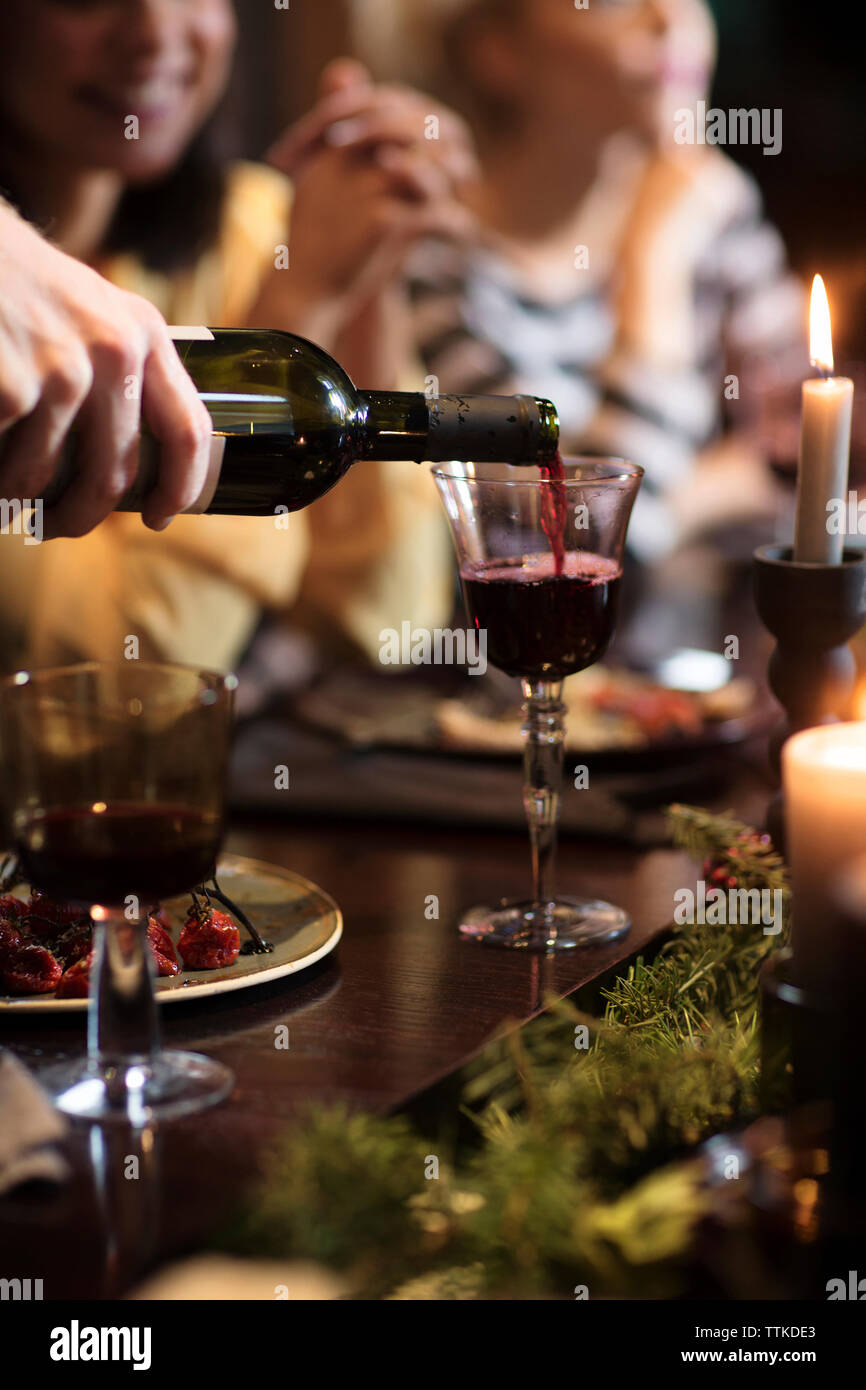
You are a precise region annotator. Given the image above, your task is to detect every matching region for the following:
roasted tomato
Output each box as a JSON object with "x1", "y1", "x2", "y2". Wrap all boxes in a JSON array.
[
  {"x1": 55, "y1": 921, "x2": 94, "y2": 968},
  {"x1": 25, "y1": 891, "x2": 87, "y2": 941},
  {"x1": 178, "y1": 904, "x2": 240, "y2": 971},
  {"x1": 55, "y1": 954, "x2": 92, "y2": 999},
  {"x1": 146, "y1": 913, "x2": 180, "y2": 977},
  {"x1": 0, "y1": 920, "x2": 26, "y2": 966},
  {"x1": 3, "y1": 942, "x2": 63, "y2": 995},
  {"x1": 591, "y1": 684, "x2": 702, "y2": 739}
]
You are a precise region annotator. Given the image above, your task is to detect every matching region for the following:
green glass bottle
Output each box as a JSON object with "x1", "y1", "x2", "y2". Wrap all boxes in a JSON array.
[{"x1": 43, "y1": 328, "x2": 560, "y2": 516}]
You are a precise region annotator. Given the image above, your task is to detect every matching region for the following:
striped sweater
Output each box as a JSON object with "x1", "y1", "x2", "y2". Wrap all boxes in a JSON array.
[{"x1": 406, "y1": 149, "x2": 806, "y2": 560}]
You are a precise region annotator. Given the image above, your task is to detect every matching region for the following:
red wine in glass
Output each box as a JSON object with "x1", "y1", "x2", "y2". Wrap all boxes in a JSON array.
[
  {"x1": 460, "y1": 551, "x2": 621, "y2": 681},
  {"x1": 16, "y1": 802, "x2": 220, "y2": 906},
  {"x1": 434, "y1": 458, "x2": 642, "y2": 950},
  {"x1": 0, "y1": 661, "x2": 236, "y2": 1122}
]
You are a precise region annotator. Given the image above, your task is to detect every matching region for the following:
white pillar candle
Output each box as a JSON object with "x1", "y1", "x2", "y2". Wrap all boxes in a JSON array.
[
  {"x1": 793, "y1": 276, "x2": 853, "y2": 565},
  {"x1": 783, "y1": 722, "x2": 866, "y2": 994}
]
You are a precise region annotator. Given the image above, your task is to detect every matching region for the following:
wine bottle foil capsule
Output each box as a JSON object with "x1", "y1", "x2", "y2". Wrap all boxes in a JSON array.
[{"x1": 426, "y1": 394, "x2": 559, "y2": 464}]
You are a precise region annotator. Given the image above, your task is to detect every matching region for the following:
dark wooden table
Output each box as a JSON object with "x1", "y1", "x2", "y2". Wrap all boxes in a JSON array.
[{"x1": 0, "y1": 756, "x2": 774, "y2": 1299}]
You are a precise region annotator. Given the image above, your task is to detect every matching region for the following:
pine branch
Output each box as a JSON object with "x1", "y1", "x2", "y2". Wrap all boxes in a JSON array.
[{"x1": 220, "y1": 805, "x2": 789, "y2": 1299}]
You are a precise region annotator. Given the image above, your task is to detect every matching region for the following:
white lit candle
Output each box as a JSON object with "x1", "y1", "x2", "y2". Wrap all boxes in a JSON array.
[
  {"x1": 793, "y1": 275, "x2": 853, "y2": 564},
  {"x1": 783, "y1": 722, "x2": 866, "y2": 994}
]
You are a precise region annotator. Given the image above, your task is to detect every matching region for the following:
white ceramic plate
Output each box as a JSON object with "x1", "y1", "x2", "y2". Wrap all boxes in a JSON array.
[{"x1": 0, "y1": 852, "x2": 342, "y2": 1013}]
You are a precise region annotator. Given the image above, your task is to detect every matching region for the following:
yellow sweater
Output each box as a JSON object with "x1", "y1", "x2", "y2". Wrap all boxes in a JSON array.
[{"x1": 0, "y1": 162, "x2": 451, "y2": 673}]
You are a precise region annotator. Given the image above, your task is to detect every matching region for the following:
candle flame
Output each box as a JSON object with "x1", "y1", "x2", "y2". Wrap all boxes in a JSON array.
[{"x1": 809, "y1": 274, "x2": 834, "y2": 375}]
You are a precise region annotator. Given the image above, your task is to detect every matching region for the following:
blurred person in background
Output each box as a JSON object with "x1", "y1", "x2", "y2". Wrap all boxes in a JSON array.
[
  {"x1": 347, "y1": 0, "x2": 808, "y2": 659},
  {"x1": 0, "y1": 0, "x2": 477, "y2": 675}
]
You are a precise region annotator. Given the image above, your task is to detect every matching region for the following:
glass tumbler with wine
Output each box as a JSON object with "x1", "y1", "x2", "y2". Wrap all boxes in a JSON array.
[
  {"x1": 0, "y1": 662, "x2": 237, "y2": 1120},
  {"x1": 433, "y1": 457, "x2": 642, "y2": 949}
]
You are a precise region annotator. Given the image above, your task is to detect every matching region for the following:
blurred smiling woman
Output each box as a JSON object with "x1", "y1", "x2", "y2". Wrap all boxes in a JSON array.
[{"x1": 0, "y1": 0, "x2": 472, "y2": 672}]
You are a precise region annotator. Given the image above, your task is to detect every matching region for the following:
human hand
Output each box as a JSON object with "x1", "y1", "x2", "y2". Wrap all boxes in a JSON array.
[
  {"x1": 264, "y1": 60, "x2": 477, "y2": 338},
  {"x1": 0, "y1": 201, "x2": 212, "y2": 537}
]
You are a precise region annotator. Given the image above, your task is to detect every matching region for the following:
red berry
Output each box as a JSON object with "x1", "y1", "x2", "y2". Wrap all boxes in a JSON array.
[
  {"x1": 3, "y1": 942, "x2": 63, "y2": 995},
  {"x1": 146, "y1": 913, "x2": 179, "y2": 977},
  {"x1": 55, "y1": 954, "x2": 92, "y2": 999},
  {"x1": 178, "y1": 904, "x2": 240, "y2": 971}
]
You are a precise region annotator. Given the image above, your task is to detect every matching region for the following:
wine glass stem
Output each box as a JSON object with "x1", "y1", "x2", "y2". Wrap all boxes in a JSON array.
[
  {"x1": 521, "y1": 680, "x2": 565, "y2": 928},
  {"x1": 88, "y1": 910, "x2": 159, "y2": 1084}
]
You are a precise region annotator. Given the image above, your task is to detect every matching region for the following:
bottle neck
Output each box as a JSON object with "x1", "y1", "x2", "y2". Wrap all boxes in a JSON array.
[
  {"x1": 360, "y1": 391, "x2": 559, "y2": 464},
  {"x1": 359, "y1": 392, "x2": 432, "y2": 461}
]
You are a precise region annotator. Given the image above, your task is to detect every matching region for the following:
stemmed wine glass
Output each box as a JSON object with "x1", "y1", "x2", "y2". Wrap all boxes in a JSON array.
[
  {"x1": 0, "y1": 661, "x2": 237, "y2": 1121},
  {"x1": 433, "y1": 457, "x2": 642, "y2": 950}
]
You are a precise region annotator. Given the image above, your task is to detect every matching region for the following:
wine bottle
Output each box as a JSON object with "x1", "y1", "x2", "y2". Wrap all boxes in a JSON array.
[{"x1": 42, "y1": 328, "x2": 559, "y2": 517}]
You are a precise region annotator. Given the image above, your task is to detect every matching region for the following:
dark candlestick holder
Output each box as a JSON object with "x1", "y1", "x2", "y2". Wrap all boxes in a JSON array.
[
  {"x1": 754, "y1": 545, "x2": 866, "y2": 1117},
  {"x1": 756, "y1": 859, "x2": 866, "y2": 1293},
  {"x1": 752, "y1": 544, "x2": 866, "y2": 851},
  {"x1": 759, "y1": 948, "x2": 828, "y2": 1114},
  {"x1": 819, "y1": 860, "x2": 866, "y2": 1278}
]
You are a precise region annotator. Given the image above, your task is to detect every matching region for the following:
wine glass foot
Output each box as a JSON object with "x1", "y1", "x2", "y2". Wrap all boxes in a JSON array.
[
  {"x1": 458, "y1": 896, "x2": 630, "y2": 951},
  {"x1": 39, "y1": 1052, "x2": 234, "y2": 1124}
]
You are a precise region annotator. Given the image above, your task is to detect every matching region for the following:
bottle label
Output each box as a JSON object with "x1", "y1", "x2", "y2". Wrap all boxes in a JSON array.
[
  {"x1": 163, "y1": 325, "x2": 223, "y2": 511},
  {"x1": 114, "y1": 433, "x2": 226, "y2": 515},
  {"x1": 167, "y1": 325, "x2": 215, "y2": 341},
  {"x1": 181, "y1": 434, "x2": 226, "y2": 514}
]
